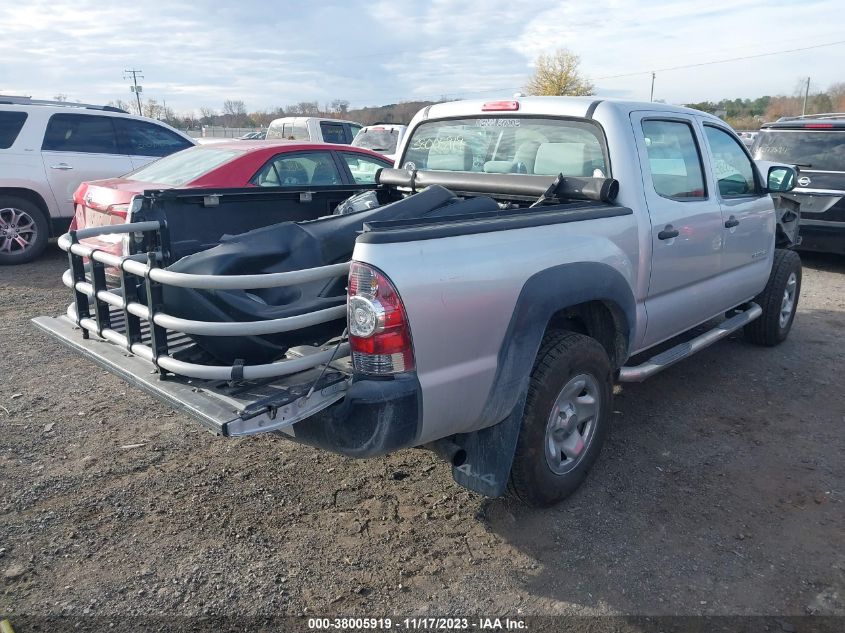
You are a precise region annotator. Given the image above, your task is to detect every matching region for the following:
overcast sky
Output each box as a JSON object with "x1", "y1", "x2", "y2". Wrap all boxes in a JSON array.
[{"x1": 1, "y1": 0, "x2": 842, "y2": 113}]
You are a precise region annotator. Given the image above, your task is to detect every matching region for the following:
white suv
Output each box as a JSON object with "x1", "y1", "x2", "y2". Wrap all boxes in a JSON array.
[
  {"x1": 264, "y1": 116, "x2": 363, "y2": 144},
  {"x1": 0, "y1": 97, "x2": 195, "y2": 264}
]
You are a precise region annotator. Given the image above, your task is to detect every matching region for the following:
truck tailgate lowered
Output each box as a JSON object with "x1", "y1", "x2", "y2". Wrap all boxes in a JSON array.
[{"x1": 32, "y1": 313, "x2": 349, "y2": 437}]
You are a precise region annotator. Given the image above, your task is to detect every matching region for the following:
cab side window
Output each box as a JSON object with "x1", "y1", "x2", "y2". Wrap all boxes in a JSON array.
[
  {"x1": 340, "y1": 152, "x2": 392, "y2": 184},
  {"x1": 320, "y1": 122, "x2": 346, "y2": 144},
  {"x1": 704, "y1": 125, "x2": 758, "y2": 197},
  {"x1": 641, "y1": 120, "x2": 706, "y2": 200},
  {"x1": 42, "y1": 113, "x2": 120, "y2": 154},
  {"x1": 252, "y1": 151, "x2": 341, "y2": 187}
]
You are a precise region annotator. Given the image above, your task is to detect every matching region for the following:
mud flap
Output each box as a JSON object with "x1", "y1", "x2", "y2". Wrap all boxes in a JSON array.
[{"x1": 450, "y1": 394, "x2": 526, "y2": 497}]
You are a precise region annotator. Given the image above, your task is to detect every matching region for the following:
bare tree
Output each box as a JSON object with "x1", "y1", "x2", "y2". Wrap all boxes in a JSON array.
[
  {"x1": 199, "y1": 107, "x2": 217, "y2": 126},
  {"x1": 107, "y1": 99, "x2": 137, "y2": 114},
  {"x1": 53, "y1": 93, "x2": 68, "y2": 102},
  {"x1": 222, "y1": 99, "x2": 248, "y2": 127},
  {"x1": 329, "y1": 99, "x2": 350, "y2": 116},
  {"x1": 142, "y1": 98, "x2": 163, "y2": 119},
  {"x1": 250, "y1": 107, "x2": 284, "y2": 127},
  {"x1": 827, "y1": 82, "x2": 845, "y2": 111},
  {"x1": 292, "y1": 101, "x2": 319, "y2": 116},
  {"x1": 524, "y1": 48, "x2": 594, "y2": 96}
]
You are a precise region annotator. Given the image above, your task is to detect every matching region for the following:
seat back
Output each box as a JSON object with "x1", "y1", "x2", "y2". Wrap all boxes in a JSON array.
[
  {"x1": 534, "y1": 142, "x2": 588, "y2": 176},
  {"x1": 427, "y1": 144, "x2": 473, "y2": 171}
]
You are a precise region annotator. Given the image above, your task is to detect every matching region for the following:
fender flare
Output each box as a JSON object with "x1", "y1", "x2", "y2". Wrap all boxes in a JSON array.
[
  {"x1": 451, "y1": 262, "x2": 636, "y2": 497},
  {"x1": 478, "y1": 261, "x2": 636, "y2": 430}
]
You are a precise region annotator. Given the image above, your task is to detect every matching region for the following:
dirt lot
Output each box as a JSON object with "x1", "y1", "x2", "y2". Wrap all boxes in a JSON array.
[{"x1": 1, "y1": 245, "x2": 843, "y2": 623}]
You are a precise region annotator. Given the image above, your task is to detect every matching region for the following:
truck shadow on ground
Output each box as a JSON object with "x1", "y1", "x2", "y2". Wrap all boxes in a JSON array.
[{"x1": 476, "y1": 311, "x2": 844, "y2": 616}]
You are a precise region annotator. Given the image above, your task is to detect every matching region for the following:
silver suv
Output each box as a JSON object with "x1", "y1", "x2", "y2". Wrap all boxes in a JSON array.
[{"x1": 0, "y1": 96, "x2": 195, "y2": 264}]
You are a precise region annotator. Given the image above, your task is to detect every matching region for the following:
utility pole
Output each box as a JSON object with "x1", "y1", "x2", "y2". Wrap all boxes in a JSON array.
[
  {"x1": 650, "y1": 72, "x2": 656, "y2": 102},
  {"x1": 123, "y1": 69, "x2": 144, "y2": 115},
  {"x1": 802, "y1": 76, "x2": 810, "y2": 117}
]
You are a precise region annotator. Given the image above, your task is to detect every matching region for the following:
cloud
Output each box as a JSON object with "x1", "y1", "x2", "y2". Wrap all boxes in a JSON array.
[{"x1": 0, "y1": 0, "x2": 842, "y2": 114}]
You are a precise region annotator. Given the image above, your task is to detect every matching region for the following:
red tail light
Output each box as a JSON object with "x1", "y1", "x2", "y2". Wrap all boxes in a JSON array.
[
  {"x1": 805, "y1": 123, "x2": 834, "y2": 128},
  {"x1": 481, "y1": 100, "x2": 520, "y2": 111},
  {"x1": 348, "y1": 262, "x2": 414, "y2": 375}
]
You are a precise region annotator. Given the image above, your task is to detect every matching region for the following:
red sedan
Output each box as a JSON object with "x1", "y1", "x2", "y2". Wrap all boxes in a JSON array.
[{"x1": 70, "y1": 140, "x2": 393, "y2": 255}]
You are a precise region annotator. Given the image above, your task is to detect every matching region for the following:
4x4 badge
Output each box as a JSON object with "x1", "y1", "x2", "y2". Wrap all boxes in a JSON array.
[{"x1": 797, "y1": 176, "x2": 811, "y2": 187}]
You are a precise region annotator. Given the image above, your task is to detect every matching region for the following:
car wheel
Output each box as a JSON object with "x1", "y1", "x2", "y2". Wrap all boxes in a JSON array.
[
  {"x1": 508, "y1": 331, "x2": 613, "y2": 507},
  {"x1": 0, "y1": 196, "x2": 49, "y2": 265},
  {"x1": 743, "y1": 249, "x2": 802, "y2": 347}
]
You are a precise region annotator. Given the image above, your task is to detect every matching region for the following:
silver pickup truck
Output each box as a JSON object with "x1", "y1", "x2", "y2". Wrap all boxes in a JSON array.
[{"x1": 34, "y1": 97, "x2": 802, "y2": 507}]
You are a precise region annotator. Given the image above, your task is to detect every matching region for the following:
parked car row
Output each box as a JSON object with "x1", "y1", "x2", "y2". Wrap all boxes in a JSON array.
[
  {"x1": 0, "y1": 99, "x2": 399, "y2": 264},
  {"x1": 2, "y1": 95, "x2": 843, "y2": 267}
]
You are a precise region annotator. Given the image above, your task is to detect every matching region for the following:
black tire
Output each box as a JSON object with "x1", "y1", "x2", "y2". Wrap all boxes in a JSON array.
[
  {"x1": 508, "y1": 331, "x2": 613, "y2": 507},
  {"x1": 743, "y1": 249, "x2": 802, "y2": 347},
  {"x1": 0, "y1": 196, "x2": 49, "y2": 265}
]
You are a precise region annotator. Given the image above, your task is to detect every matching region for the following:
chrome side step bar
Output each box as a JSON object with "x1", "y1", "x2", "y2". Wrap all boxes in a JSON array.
[{"x1": 618, "y1": 303, "x2": 762, "y2": 383}]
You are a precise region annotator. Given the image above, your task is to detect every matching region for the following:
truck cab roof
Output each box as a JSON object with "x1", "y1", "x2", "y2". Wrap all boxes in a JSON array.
[{"x1": 416, "y1": 96, "x2": 724, "y2": 124}]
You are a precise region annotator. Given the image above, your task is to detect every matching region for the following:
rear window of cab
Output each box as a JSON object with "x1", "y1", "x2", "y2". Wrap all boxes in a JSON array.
[{"x1": 401, "y1": 117, "x2": 609, "y2": 178}]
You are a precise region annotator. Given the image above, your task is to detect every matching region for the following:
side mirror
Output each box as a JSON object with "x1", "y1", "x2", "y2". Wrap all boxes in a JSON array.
[{"x1": 767, "y1": 165, "x2": 797, "y2": 193}]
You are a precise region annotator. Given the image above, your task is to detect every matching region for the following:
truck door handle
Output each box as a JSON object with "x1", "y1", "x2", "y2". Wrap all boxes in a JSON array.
[
  {"x1": 724, "y1": 216, "x2": 739, "y2": 228},
  {"x1": 658, "y1": 225, "x2": 679, "y2": 240},
  {"x1": 49, "y1": 163, "x2": 74, "y2": 170}
]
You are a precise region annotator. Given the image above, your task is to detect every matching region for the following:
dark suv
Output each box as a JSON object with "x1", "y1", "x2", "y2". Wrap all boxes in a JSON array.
[{"x1": 752, "y1": 114, "x2": 845, "y2": 255}]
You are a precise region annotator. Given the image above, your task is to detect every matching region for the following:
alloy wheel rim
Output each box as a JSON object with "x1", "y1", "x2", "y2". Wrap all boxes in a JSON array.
[
  {"x1": 0, "y1": 207, "x2": 38, "y2": 254},
  {"x1": 544, "y1": 373, "x2": 601, "y2": 475},
  {"x1": 779, "y1": 272, "x2": 797, "y2": 329}
]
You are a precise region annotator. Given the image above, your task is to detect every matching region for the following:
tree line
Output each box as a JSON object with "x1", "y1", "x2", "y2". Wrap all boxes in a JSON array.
[
  {"x1": 104, "y1": 48, "x2": 844, "y2": 132},
  {"x1": 107, "y1": 97, "x2": 438, "y2": 130},
  {"x1": 686, "y1": 83, "x2": 845, "y2": 129}
]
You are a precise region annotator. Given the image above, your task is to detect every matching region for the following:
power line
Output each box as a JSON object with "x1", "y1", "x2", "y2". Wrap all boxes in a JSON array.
[
  {"x1": 593, "y1": 38, "x2": 845, "y2": 81},
  {"x1": 366, "y1": 38, "x2": 845, "y2": 106}
]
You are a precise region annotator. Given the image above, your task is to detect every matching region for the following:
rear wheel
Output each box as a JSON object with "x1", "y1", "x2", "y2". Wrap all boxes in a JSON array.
[
  {"x1": 508, "y1": 331, "x2": 613, "y2": 507},
  {"x1": 0, "y1": 196, "x2": 49, "y2": 265},
  {"x1": 744, "y1": 249, "x2": 802, "y2": 346}
]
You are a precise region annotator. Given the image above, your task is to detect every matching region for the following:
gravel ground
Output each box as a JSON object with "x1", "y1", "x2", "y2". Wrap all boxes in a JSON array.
[{"x1": 1, "y1": 245, "x2": 843, "y2": 623}]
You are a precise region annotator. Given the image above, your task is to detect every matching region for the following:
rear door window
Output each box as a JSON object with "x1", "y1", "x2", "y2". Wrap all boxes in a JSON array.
[
  {"x1": 339, "y1": 151, "x2": 392, "y2": 184},
  {"x1": 0, "y1": 111, "x2": 28, "y2": 148},
  {"x1": 116, "y1": 119, "x2": 193, "y2": 157},
  {"x1": 320, "y1": 122, "x2": 346, "y2": 144},
  {"x1": 252, "y1": 151, "x2": 342, "y2": 187},
  {"x1": 42, "y1": 113, "x2": 121, "y2": 154},
  {"x1": 641, "y1": 120, "x2": 706, "y2": 200}
]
